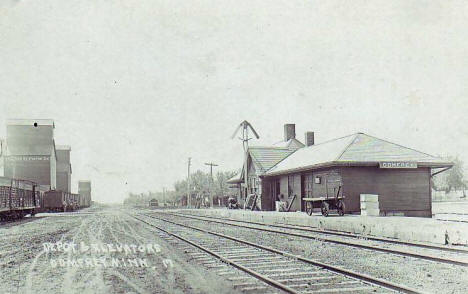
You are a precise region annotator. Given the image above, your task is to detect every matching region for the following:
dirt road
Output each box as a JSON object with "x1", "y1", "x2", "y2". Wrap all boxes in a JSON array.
[{"x1": 0, "y1": 206, "x2": 236, "y2": 294}]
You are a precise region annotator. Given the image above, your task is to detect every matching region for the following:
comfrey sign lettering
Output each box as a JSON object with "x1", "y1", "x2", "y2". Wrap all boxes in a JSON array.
[{"x1": 379, "y1": 162, "x2": 418, "y2": 169}]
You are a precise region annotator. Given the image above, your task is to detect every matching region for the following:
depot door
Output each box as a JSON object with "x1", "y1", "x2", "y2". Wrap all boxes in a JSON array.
[{"x1": 270, "y1": 180, "x2": 280, "y2": 211}]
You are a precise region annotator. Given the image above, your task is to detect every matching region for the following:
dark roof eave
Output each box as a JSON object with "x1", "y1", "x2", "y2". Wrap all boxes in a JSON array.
[{"x1": 263, "y1": 161, "x2": 454, "y2": 177}]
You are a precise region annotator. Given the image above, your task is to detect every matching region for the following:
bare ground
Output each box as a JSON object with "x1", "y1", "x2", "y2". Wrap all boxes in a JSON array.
[
  {"x1": 156, "y1": 211, "x2": 468, "y2": 294},
  {"x1": 0, "y1": 207, "x2": 239, "y2": 294}
]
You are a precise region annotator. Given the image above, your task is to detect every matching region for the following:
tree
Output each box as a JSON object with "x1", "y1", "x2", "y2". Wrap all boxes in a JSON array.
[
  {"x1": 215, "y1": 170, "x2": 237, "y2": 197},
  {"x1": 446, "y1": 157, "x2": 465, "y2": 192},
  {"x1": 433, "y1": 156, "x2": 466, "y2": 193},
  {"x1": 123, "y1": 169, "x2": 240, "y2": 206}
]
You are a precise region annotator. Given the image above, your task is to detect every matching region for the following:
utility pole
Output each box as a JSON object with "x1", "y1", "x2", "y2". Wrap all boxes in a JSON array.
[
  {"x1": 187, "y1": 157, "x2": 191, "y2": 208},
  {"x1": 162, "y1": 187, "x2": 166, "y2": 208},
  {"x1": 205, "y1": 162, "x2": 218, "y2": 208}
]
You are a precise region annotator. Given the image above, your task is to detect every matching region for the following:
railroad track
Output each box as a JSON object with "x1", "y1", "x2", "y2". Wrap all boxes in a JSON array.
[
  {"x1": 157, "y1": 211, "x2": 468, "y2": 267},
  {"x1": 433, "y1": 213, "x2": 468, "y2": 224},
  {"x1": 0, "y1": 215, "x2": 45, "y2": 227},
  {"x1": 171, "y1": 211, "x2": 468, "y2": 253},
  {"x1": 132, "y1": 212, "x2": 426, "y2": 294}
]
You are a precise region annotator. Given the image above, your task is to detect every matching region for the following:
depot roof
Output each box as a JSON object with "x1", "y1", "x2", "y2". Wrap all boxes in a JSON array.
[
  {"x1": 265, "y1": 132, "x2": 453, "y2": 176},
  {"x1": 271, "y1": 138, "x2": 305, "y2": 150},
  {"x1": 226, "y1": 170, "x2": 243, "y2": 184},
  {"x1": 249, "y1": 146, "x2": 296, "y2": 174}
]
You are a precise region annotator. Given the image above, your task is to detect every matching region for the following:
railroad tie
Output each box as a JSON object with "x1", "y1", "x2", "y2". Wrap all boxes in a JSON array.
[
  {"x1": 205, "y1": 264, "x2": 225, "y2": 269},
  {"x1": 217, "y1": 271, "x2": 237, "y2": 276},
  {"x1": 299, "y1": 281, "x2": 362, "y2": 291},
  {"x1": 231, "y1": 256, "x2": 283, "y2": 262},
  {"x1": 238, "y1": 285, "x2": 269, "y2": 292},
  {"x1": 303, "y1": 286, "x2": 376, "y2": 293},
  {"x1": 222, "y1": 253, "x2": 273, "y2": 259},
  {"x1": 266, "y1": 271, "x2": 323, "y2": 278},
  {"x1": 233, "y1": 281, "x2": 260, "y2": 288},
  {"x1": 227, "y1": 276, "x2": 252, "y2": 281},
  {"x1": 241, "y1": 260, "x2": 291, "y2": 267},
  {"x1": 256, "y1": 267, "x2": 304, "y2": 273}
]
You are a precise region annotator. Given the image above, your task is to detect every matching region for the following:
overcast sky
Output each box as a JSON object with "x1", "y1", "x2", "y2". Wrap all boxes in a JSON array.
[{"x1": 0, "y1": 1, "x2": 467, "y2": 203}]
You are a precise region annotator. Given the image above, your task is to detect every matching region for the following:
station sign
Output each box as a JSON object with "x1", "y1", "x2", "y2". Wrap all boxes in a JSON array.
[
  {"x1": 379, "y1": 161, "x2": 417, "y2": 169},
  {"x1": 5, "y1": 155, "x2": 50, "y2": 162}
]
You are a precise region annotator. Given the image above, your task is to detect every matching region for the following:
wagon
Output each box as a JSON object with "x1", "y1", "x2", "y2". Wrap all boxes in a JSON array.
[{"x1": 303, "y1": 186, "x2": 345, "y2": 217}]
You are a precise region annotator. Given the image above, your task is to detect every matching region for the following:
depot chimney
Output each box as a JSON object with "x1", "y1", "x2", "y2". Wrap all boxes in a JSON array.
[
  {"x1": 284, "y1": 124, "x2": 296, "y2": 141},
  {"x1": 305, "y1": 132, "x2": 315, "y2": 146}
]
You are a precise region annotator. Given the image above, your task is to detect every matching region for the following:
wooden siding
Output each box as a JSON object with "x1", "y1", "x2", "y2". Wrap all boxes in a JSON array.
[
  {"x1": 288, "y1": 174, "x2": 302, "y2": 211},
  {"x1": 302, "y1": 169, "x2": 343, "y2": 199},
  {"x1": 280, "y1": 176, "x2": 288, "y2": 199},
  {"x1": 341, "y1": 167, "x2": 431, "y2": 217},
  {"x1": 262, "y1": 166, "x2": 432, "y2": 217},
  {"x1": 261, "y1": 174, "x2": 302, "y2": 211},
  {"x1": 261, "y1": 180, "x2": 272, "y2": 210}
]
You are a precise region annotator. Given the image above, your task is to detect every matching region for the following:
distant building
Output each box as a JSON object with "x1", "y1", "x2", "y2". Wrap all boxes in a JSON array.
[
  {"x1": 227, "y1": 124, "x2": 305, "y2": 207},
  {"x1": 230, "y1": 124, "x2": 453, "y2": 217},
  {"x1": 4, "y1": 119, "x2": 57, "y2": 189},
  {"x1": 78, "y1": 180, "x2": 92, "y2": 207},
  {"x1": 56, "y1": 145, "x2": 72, "y2": 193},
  {"x1": 149, "y1": 198, "x2": 159, "y2": 207}
]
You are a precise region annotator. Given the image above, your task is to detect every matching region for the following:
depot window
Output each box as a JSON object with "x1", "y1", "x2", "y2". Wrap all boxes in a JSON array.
[{"x1": 314, "y1": 176, "x2": 322, "y2": 184}]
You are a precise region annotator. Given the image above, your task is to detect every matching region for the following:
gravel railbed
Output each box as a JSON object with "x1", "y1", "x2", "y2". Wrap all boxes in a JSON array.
[
  {"x1": 1, "y1": 208, "x2": 242, "y2": 294},
  {"x1": 139, "y1": 214, "x2": 386, "y2": 294},
  {"x1": 174, "y1": 212, "x2": 468, "y2": 262},
  {"x1": 156, "y1": 213, "x2": 468, "y2": 294}
]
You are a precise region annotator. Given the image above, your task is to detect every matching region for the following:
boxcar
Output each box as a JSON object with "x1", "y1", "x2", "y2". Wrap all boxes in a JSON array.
[
  {"x1": 78, "y1": 191, "x2": 91, "y2": 208},
  {"x1": 43, "y1": 190, "x2": 68, "y2": 212},
  {"x1": 70, "y1": 193, "x2": 80, "y2": 210},
  {"x1": 149, "y1": 198, "x2": 159, "y2": 207}
]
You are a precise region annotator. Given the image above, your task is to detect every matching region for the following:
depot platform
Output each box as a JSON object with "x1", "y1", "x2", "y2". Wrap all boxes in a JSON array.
[{"x1": 171, "y1": 208, "x2": 468, "y2": 246}]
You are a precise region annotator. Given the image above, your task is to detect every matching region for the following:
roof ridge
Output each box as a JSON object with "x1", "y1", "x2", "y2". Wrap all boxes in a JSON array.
[
  {"x1": 249, "y1": 146, "x2": 290, "y2": 150},
  {"x1": 290, "y1": 138, "x2": 305, "y2": 147},
  {"x1": 248, "y1": 152, "x2": 265, "y2": 172},
  {"x1": 335, "y1": 133, "x2": 360, "y2": 161},
  {"x1": 266, "y1": 148, "x2": 299, "y2": 172},
  {"x1": 362, "y1": 133, "x2": 438, "y2": 159},
  {"x1": 303, "y1": 132, "x2": 358, "y2": 149},
  {"x1": 272, "y1": 139, "x2": 291, "y2": 144}
]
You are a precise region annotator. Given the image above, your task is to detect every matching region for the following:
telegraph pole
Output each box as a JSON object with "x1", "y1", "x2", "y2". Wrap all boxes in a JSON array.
[
  {"x1": 162, "y1": 187, "x2": 166, "y2": 208},
  {"x1": 205, "y1": 162, "x2": 218, "y2": 208},
  {"x1": 187, "y1": 157, "x2": 191, "y2": 208}
]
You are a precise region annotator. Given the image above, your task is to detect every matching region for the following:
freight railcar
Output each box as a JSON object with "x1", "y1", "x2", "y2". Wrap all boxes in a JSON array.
[
  {"x1": 43, "y1": 190, "x2": 68, "y2": 212},
  {"x1": 70, "y1": 193, "x2": 80, "y2": 210},
  {"x1": 43, "y1": 191, "x2": 81, "y2": 212},
  {"x1": 79, "y1": 191, "x2": 91, "y2": 208},
  {"x1": 149, "y1": 198, "x2": 159, "y2": 207},
  {"x1": 0, "y1": 177, "x2": 41, "y2": 221}
]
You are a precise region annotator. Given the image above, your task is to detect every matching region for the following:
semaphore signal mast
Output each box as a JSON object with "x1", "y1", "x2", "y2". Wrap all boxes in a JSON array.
[{"x1": 231, "y1": 120, "x2": 259, "y2": 201}]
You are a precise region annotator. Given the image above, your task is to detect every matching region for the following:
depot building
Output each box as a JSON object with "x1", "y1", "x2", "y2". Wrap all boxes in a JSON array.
[{"x1": 228, "y1": 124, "x2": 453, "y2": 217}]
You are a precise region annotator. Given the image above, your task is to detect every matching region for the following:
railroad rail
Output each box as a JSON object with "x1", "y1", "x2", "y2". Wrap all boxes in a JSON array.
[
  {"x1": 133, "y1": 212, "x2": 427, "y2": 294},
  {"x1": 153, "y1": 211, "x2": 468, "y2": 267},
  {"x1": 433, "y1": 213, "x2": 468, "y2": 224},
  {"x1": 173, "y1": 211, "x2": 468, "y2": 253}
]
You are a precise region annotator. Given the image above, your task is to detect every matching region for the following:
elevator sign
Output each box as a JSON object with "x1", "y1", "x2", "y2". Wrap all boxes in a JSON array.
[
  {"x1": 379, "y1": 162, "x2": 417, "y2": 169},
  {"x1": 5, "y1": 155, "x2": 50, "y2": 162}
]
